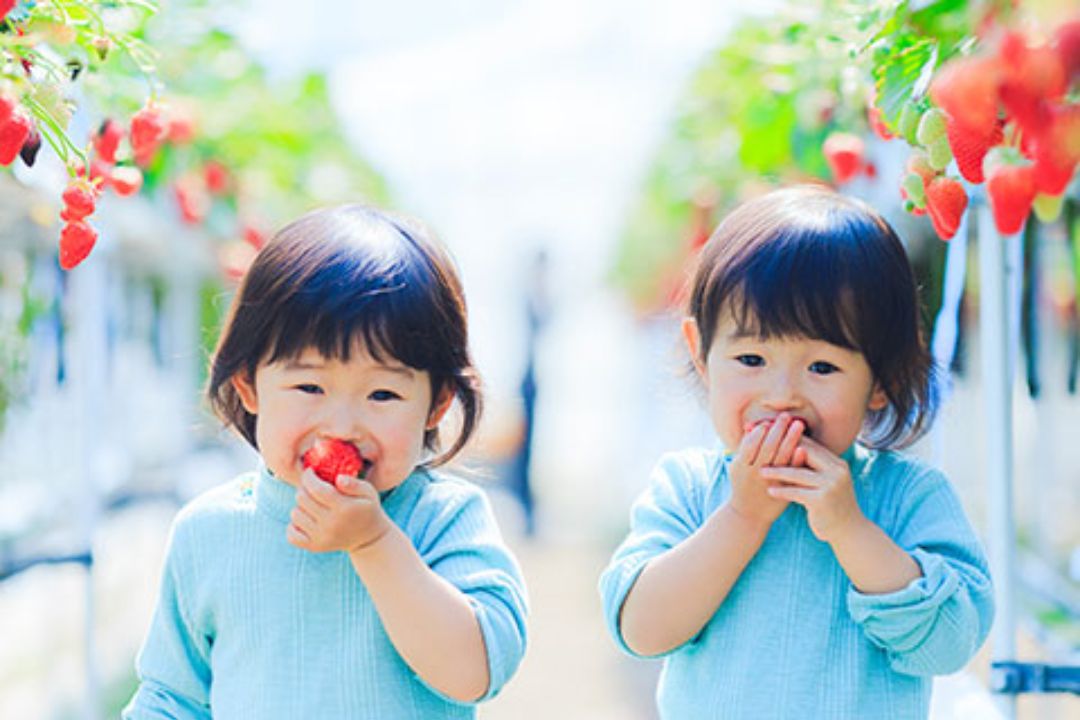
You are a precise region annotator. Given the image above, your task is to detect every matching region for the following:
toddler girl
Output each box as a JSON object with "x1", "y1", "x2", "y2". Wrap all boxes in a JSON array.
[
  {"x1": 600, "y1": 185, "x2": 993, "y2": 719},
  {"x1": 124, "y1": 205, "x2": 528, "y2": 718}
]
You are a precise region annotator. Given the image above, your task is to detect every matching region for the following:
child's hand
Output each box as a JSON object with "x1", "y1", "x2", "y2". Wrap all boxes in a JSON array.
[
  {"x1": 288, "y1": 469, "x2": 391, "y2": 553},
  {"x1": 726, "y1": 412, "x2": 806, "y2": 528},
  {"x1": 759, "y1": 434, "x2": 865, "y2": 543}
]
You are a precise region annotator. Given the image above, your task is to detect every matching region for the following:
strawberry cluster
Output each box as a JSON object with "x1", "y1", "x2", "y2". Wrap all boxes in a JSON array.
[
  {"x1": 58, "y1": 180, "x2": 100, "y2": 270},
  {"x1": 894, "y1": 20, "x2": 1079, "y2": 240}
]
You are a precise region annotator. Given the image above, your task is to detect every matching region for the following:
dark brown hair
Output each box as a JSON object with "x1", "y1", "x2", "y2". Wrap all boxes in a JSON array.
[
  {"x1": 686, "y1": 185, "x2": 938, "y2": 449},
  {"x1": 207, "y1": 205, "x2": 481, "y2": 466}
]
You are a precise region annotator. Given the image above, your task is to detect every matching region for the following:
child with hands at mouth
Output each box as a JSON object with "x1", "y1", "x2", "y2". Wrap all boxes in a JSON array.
[
  {"x1": 600, "y1": 186, "x2": 993, "y2": 719},
  {"x1": 124, "y1": 206, "x2": 527, "y2": 719}
]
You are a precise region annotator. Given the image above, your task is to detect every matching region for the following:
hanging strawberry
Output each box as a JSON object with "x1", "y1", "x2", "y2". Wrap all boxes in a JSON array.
[
  {"x1": 58, "y1": 221, "x2": 98, "y2": 270},
  {"x1": 0, "y1": 108, "x2": 33, "y2": 166},
  {"x1": 930, "y1": 55, "x2": 1002, "y2": 140},
  {"x1": 924, "y1": 176, "x2": 968, "y2": 241},
  {"x1": 985, "y1": 148, "x2": 1036, "y2": 236},
  {"x1": 92, "y1": 119, "x2": 124, "y2": 164},
  {"x1": 997, "y1": 32, "x2": 1067, "y2": 138},
  {"x1": 822, "y1": 132, "x2": 865, "y2": 184},
  {"x1": 130, "y1": 103, "x2": 166, "y2": 166},
  {"x1": 110, "y1": 166, "x2": 143, "y2": 197}
]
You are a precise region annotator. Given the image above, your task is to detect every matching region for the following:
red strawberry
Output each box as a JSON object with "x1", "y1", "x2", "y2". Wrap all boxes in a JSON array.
[
  {"x1": 301, "y1": 439, "x2": 366, "y2": 484},
  {"x1": 822, "y1": 132, "x2": 865, "y2": 184},
  {"x1": 130, "y1": 104, "x2": 166, "y2": 166},
  {"x1": 925, "y1": 176, "x2": 968, "y2": 241},
  {"x1": 242, "y1": 223, "x2": 267, "y2": 250},
  {"x1": 110, "y1": 166, "x2": 143, "y2": 197},
  {"x1": 985, "y1": 149, "x2": 1036, "y2": 235},
  {"x1": 93, "y1": 119, "x2": 124, "y2": 164},
  {"x1": 203, "y1": 160, "x2": 230, "y2": 195},
  {"x1": 62, "y1": 182, "x2": 97, "y2": 221},
  {"x1": 1053, "y1": 19, "x2": 1080, "y2": 80},
  {"x1": 930, "y1": 55, "x2": 1002, "y2": 139},
  {"x1": 0, "y1": 93, "x2": 16, "y2": 125},
  {"x1": 998, "y1": 33, "x2": 1067, "y2": 137},
  {"x1": 173, "y1": 178, "x2": 209, "y2": 225},
  {"x1": 945, "y1": 115, "x2": 1003, "y2": 184},
  {"x1": 0, "y1": 109, "x2": 33, "y2": 166},
  {"x1": 59, "y1": 221, "x2": 98, "y2": 270},
  {"x1": 1031, "y1": 104, "x2": 1079, "y2": 195}
]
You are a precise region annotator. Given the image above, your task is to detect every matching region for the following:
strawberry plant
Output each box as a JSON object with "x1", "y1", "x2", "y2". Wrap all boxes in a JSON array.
[
  {"x1": 865, "y1": 2, "x2": 1079, "y2": 235},
  {"x1": 2, "y1": 0, "x2": 164, "y2": 268}
]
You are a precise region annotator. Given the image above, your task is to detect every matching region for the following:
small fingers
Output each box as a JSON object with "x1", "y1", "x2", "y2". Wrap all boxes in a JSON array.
[
  {"x1": 755, "y1": 414, "x2": 793, "y2": 467},
  {"x1": 736, "y1": 422, "x2": 769, "y2": 466},
  {"x1": 767, "y1": 485, "x2": 814, "y2": 504},
  {"x1": 286, "y1": 522, "x2": 311, "y2": 548},
  {"x1": 773, "y1": 419, "x2": 805, "y2": 467}
]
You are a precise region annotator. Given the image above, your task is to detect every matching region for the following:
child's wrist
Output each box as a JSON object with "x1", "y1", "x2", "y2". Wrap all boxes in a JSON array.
[
  {"x1": 717, "y1": 502, "x2": 774, "y2": 537},
  {"x1": 348, "y1": 521, "x2": 393, "y2": 557}
]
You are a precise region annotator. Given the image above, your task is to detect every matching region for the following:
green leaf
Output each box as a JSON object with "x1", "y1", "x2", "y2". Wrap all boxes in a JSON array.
[{"x1": 872, "y1": 35, "x2": 936, "y2": 125}]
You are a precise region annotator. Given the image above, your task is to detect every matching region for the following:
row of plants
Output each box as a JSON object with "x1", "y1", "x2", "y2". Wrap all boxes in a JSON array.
[
  {"x1": 1, "y1": 0, "x2": 388, "y2": 427},
  {"x1": 613, "y1": 0, "x2": 1078, "y2": 311},
  {"x1": 2, "y1": 0, "x2": 387, "y2": 271}
]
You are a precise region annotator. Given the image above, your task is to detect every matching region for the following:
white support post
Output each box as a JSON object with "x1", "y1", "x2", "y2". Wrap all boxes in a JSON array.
[
  {"x1": 70, "y1": 253, "x2": 106, "y2": 720},
  {"x1": 978, "y1": 202, "x2": 1018, "y2": 719}
]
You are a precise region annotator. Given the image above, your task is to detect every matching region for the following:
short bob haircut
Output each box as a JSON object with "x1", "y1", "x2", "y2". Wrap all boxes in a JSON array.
[
  {"x1": 686, "y1": 185, "x2": 938, "y2": 449},
  {"x1": 207, "y1": 204, "x2": 481, "y2": 467}
]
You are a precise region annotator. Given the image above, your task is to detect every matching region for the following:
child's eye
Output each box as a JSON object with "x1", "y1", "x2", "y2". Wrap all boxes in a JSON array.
[
  {"x1": 370, "y1": 389, "x2": 402, "y2": 402},
  {"x1": 294, "y1": 384, "x2": 323, "y2": 394},
  {"x1": 735, "y1": 354, "x2": 764, "y2": 367},
  {"x1": 809, "y1": 361, "x2": 839, "y2": 375}
]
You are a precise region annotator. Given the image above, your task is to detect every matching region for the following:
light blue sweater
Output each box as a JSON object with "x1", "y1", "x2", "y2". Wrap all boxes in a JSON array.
[
  {"x1": 123, "y1": 465, "x2": 528, "y2": 719},
  {"x1": 599, "y1": 444, "x2": 994, "y2": 719}
]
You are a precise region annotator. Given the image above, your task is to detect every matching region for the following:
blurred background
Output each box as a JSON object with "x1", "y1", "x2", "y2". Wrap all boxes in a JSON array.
[{"x1": 1, "y1": 0, "x2": 1078, "y2": 718}]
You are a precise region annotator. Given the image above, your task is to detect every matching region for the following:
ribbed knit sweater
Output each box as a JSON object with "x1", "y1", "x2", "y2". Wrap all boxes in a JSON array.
[
  {"x1": 599, "y1": 444, "x2": 993, "y2": 719},
  {"x1": 123, "y1": 465, "x2": 528, "y2": 719}
]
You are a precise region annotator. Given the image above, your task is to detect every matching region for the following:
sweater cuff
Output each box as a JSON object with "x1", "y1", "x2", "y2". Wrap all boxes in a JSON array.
[{"x1": 846, "y1": 548, "x2": 960, "y2": 650}]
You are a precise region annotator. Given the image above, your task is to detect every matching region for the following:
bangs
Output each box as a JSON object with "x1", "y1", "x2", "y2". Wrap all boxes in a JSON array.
[
  {"x1": 249, "y1": 208, "x2": 447, "y2": 373},
  {"x1": 720, "y1": 226, "x2": 862, "y2": 350}
]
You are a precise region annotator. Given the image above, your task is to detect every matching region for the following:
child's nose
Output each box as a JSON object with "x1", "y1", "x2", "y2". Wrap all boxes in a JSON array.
[
  {"x1": 325, "y1": 402, "x2": 366, "y2": 439},
  {"x1": 760, "y1": 373, "x2": 804, "y2": 411}
]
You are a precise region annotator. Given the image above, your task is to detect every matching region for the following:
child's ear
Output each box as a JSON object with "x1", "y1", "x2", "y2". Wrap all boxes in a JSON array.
[
  {"x1": 868, "y1": 384, "x2": 889, "y2": 412},
  {"x1": 681, "y1": 317, "x2": 707, "y2": 378},
  {"x1": 426, "y1": 387, "x2": 455, "y2": 429},
  {"x1": 231, "y1": 371, "x2": 259, "y2": 415}
]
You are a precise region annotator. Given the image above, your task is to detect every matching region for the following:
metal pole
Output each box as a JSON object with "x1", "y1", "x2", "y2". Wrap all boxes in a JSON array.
[{"x1": 978, "y1": 201, "x2": 1018, "y2": 719}]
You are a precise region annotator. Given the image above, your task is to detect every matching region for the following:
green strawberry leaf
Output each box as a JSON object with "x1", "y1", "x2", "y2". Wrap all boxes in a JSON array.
[{"x1": 872, "y1": 34, "x2": 936, "y2": 126}]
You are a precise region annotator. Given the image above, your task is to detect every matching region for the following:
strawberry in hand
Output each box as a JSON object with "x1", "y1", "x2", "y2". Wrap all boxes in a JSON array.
[{"x1": 301, "y1": 438, "x2": 367, "y2": 485}]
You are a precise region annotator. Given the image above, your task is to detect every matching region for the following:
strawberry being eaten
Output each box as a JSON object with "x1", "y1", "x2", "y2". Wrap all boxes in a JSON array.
[{"x1": 301, "y1": 439, "x2": 368, "y2": 484}]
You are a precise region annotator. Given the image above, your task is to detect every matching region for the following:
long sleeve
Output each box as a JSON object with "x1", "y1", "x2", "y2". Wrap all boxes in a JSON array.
[
  {"x1": 598, "y1": 451, "x2": 709, "y2": 657},
  {"x1": 122, "y1": 521, "x2": 213, "y2": 719},
  {"x1": 846, "y1": 466, "x2": 994, "y2": 676},
  {"x1": 412, "y1": 481, "x2": 529, "y2": 702}
]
